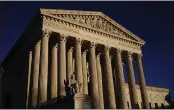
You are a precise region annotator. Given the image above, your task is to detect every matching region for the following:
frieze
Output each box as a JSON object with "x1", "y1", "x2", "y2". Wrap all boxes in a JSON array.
[{"x1": 52, "y1": 14, "x2": 133, "y2": 40}]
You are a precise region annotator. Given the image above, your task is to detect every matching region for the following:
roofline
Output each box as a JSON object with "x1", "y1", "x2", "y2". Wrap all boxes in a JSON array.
[
  {"x1": 100, "y1": 12, "x2": 146, "y2": 44},
  {"x1": 40, "y1": 8, "x2": 101, "y2": 15}
]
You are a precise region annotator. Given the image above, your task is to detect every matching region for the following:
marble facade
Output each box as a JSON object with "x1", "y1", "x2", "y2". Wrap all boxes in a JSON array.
[{"x1": 0, "y1": 9, "x2": 171, "y2": 109}]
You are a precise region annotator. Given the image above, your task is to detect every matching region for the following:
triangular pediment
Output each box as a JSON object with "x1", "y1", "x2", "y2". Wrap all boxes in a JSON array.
[{"x1": 40, "y1": 8, "x2": 145, "y2": 45}]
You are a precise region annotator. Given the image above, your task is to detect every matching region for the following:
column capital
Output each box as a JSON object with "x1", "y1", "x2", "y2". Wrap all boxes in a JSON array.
[
  {"x1": 82, "y1": 49, "x2": 88, "y2": 54},
  {"x1": 90, "y1": 41, "x2": 97, "y2": 49},
  {"x1": 30, "y1": 48, "x2": 34, "y2": 52},
  {"x1": 115, "y1": 48, "x2": 122, "y2": 55},
  {"x1": 97, "y1": 52, "x2": 102, "y2": 57},
  {"x1": 53, "y1": 43, "x2": 58, "y2": 48},
  {"x1": 36, "y1": 40, "x2": 41, "y2": 45},
  {"x1": 67, "y1": 46, "x2": 74, "y2": 52},
  {"x1": 59, "y1": 33, "x2": 68, "y2": 42},
  {"x1": 127, "y1": 51, "x2": 133, "y2": 56},
  {"x1": 69, "y1": 46, "x2": 74, "y2": 51},
  {"x1": 42, "y1": 29, "x2": 52, "y2": 38},
  {"x1": 75, "y1": 38, "x2": 83, "y2": 46},
  {"x1": 127, "y1": 51, "x2": 133, "y2": 61},
  {"x1": 29, "y1": 50, "x2": 33, "y2": 55},
  {"x1": 136, "y1": 53, "x2": 143, "y2": 60},
  {"x1": 104, "y1": 45, "x2": 111, "y2": 52}
]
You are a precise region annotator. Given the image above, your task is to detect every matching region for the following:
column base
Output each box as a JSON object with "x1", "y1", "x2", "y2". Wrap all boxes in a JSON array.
[
  {"x1": 74, "y1": 93, "x2": 91, "y2": 109},
  {"x1": 34, "y1": 93, "x2": 91, "y2": 109}
]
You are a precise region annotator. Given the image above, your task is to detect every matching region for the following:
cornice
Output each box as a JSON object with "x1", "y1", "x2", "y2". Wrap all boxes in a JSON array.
[{"x1": 40, "y1": 8, "x2": 101, "y2": 15}]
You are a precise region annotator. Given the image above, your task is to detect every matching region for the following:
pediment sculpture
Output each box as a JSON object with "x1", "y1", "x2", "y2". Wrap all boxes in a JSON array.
[{"x1": 51, "y1": 14, "x2": 121, "y2": 36}]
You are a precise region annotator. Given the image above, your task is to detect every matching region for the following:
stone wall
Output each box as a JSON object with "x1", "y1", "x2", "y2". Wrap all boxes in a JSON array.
[{"x1": 125, "y1": 83, "x2": 170, "y2": 109}]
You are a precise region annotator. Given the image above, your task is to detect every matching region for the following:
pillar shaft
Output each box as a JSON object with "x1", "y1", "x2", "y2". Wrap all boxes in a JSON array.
[
  {"x1": 26, "y1": 50, "x2": 33, "y2": 108},
  {"x1": 39, "y1": 30, "x2": 51, "y2": 103},
  {"x1": 111, "y1": 56, "x2": 120, "y2": 108},
  {"x1": 75, "y1": 38, "x2": 83, "y2": 88},
  {"x1": 136, "y1": 54, "x2": 149, "y2": 109},
  {"x1": 114, "y1": 48, "x2": 127, "y2": 109},
  {"x1": 104, "y1": 46, "x2": 116, "y2": 109},
  {"x1": 31, "y1": 40, "x2": 41, "y2": 107},
  {"x1": 82, "y1": 50, "x2": 88, "y2": 95},
  {"x1": 58, "y1": 34, "x2": 67, "y2": 96},
  {"x1": 73, "y1": 58, "x2": 75, "y2": 74},
  {"x1": 51, "y1": 43, "x2": 58, "y2": 99},
  {"x1": 96, "y1": 53, "x2": 104, "y2": 109},
  {"x1": 126, "y1": 52, "x2": 138, "y2": 108},
  {"x1": 89, "y1": 42, "x2": 100, "y2": 109},
  {"x1": 67, "y1": 47, "x2": 73, "y2": 80}
]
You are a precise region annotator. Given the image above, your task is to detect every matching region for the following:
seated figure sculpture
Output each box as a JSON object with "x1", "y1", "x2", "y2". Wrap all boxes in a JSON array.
[{"x1": 69, "y1": 73, "x2": 83, "y2": 94}]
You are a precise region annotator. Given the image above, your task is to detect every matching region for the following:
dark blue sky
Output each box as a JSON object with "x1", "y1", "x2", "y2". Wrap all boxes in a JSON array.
[{"x1": 0, "y1": 2, "x2": 174, "y2": 99}]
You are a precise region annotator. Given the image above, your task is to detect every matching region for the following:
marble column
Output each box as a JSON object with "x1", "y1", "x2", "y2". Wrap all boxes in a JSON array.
[
  {"x1": 50, "y1": 43, "x2": 58, "y2": 99},
  {"x1": 114, "y1": 48, "x2": 127, "y2": 109},
  {"x1": 96, "y1": 53, "x2": 104, "y2": 109},
  {"x1": 58, "y1": 34, "x2": 67, "y2": 96},
  {"x1": 104, "y1": 46, "x2": 116, "y2": 109},
  {"x1": 75, "y1": 38, "x2": 83, "y2": 92},
  {"x1": 26, "y1": 50, "x2": 33, "y2": 108},
  {"x1": 82, "y1": 50, "x2": 88, "y2": 95},
  {"x1": 31, "y1": 40, "x2": 41, "y2": 107},
  {"x1": 89, "y1": 42, "x2": 100, "y2": 109},
  {"x1": 67, "y1": 47, "x2": 73, "y2": 80},
  {"x1": 125, "y1": 51, "x2": 138, "y2": 108},
  {"x1": 111, "y1": 56, "x2": 120, "y2": 108},
  {"x1": 136, "y1": 54, "x2": 149, "y2": 109},
  {"x1": 73, "y1": 58, "x2": 75, "y2": 74},
  {"x1": 39, "y1": 29, "x2": 51, "y2": 103}
]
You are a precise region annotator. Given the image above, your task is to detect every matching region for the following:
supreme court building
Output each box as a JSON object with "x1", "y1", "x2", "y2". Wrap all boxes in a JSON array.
[{"x1": 0, "y1": 9, "x2": 171, "y2": 109}]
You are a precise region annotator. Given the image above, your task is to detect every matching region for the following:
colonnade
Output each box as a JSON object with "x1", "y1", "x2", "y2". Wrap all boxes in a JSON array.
[{"x1": 26, "y1": 29, "x2": 149, "y2": 109}]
